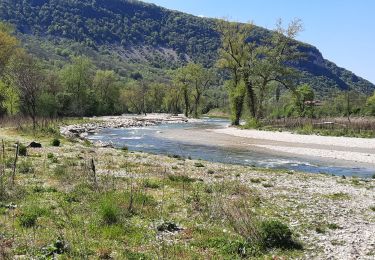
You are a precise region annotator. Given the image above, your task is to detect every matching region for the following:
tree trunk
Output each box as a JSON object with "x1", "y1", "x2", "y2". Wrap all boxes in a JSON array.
[
  {"x1": 244, "y1": 76, "x2": 256, "y2": 118},
  {"x1": 231, "y1": 95, "x2": 244, "y2": 125},
  {"x1": 193, "y1": 92, "x2": 201, "y2": 118},
  {"x1": 183, "y1": 89, "x2": 190, "y2": 117}
]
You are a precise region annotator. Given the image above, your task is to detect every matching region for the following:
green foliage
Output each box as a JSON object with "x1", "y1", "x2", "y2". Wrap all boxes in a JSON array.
[
  {"x1": 99, "y1": 197, "x2": 121, "y2": 225},
  {"x1": 18, "y1": 144, "x2": 27, "y2": 156},
  {"x1": 51, "y1": 138, "x2": 61, "y2": 147},
  {"x1": 293, "y1": 84, "x2": 315, "y2": 117},
  {"x1": 260, "y1": 220, "x2": 299, "y2": 249},
  {"x1": 365, "y1": 91, "x2": 375, "y2": 115},
  {"x1": 243, "y1": 118, "x2": 262, "y2": 129},
  {"x1": 168, "y1": 175, "x2": 195, "y2": 183},
  {"x1": 18, "y1": 159, "x2": 34, "y2": 174},
  {"x1": 19, "y1": 204, "x2": 48, "y2": 228}
]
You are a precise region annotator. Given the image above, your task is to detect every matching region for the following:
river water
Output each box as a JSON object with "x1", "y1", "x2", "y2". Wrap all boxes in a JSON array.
[{"x1": 87, "y1": 118, "x2": 375, "y2": 178}]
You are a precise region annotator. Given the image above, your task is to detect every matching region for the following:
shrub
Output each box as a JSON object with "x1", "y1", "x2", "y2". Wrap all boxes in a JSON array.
[
  {"x1": 244, "y1": 118, "x2": 262, "y2": 129},
  {"x1": 260, "y1": 220, "x2": 299, "y2": 249},
  {"x1": 51, "y1": 138, "x2": 61, "y2": 147},
  {"x1": 143, "y1": 179, "x2": 160, "y2": 189},
  {"x1": 53, "y1": 165, "x2": 66, "y2": 177},
  {"x1": 194, "y1": 162, "x2": 205, "y2": 168},
  {"x1": 18, "y1": 144, "x2": 27, "y2": 156},
  {"x1": 18, "y1": 160, "x2": 34, "y2": 174},
  {"x1": 19, "y1": 205, "x2": 46, "y2": 228},
  {"x1": 47, "y1": 153, "x2": 54, "y2": 159}
]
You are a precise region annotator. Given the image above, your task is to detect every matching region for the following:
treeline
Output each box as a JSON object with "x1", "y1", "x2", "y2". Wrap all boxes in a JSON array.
[
  {"x1": 0, "y1": 22, "x2": 223, "y2": 128},
  {"x1": 2, "y1": 20, "x2": 375, "y2": 129}
]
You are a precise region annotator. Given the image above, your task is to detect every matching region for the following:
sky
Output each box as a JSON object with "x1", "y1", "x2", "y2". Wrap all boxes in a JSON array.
[{"x1": 142, "y1": 0, "x2": 375, "y2": 84}]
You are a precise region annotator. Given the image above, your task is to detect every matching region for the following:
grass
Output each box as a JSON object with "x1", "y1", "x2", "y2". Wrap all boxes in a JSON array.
[
  {"x1": 237, "y1": 117, "x2": 375, "y2": 138},
  {"x1": 3, "y1": 119, "x2": 364, "y2": 258},
  {"x1": 324, "y1": 192, "x2": 351, "y2": 200}
]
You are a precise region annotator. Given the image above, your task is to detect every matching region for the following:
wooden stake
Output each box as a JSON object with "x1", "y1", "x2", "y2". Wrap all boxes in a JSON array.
[{"x1": 12, "y1": 142, "x2": 19, "y2": 186}]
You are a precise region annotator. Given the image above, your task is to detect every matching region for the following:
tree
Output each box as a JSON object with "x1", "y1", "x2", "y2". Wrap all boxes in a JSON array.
[
  {"x1": 173, "y1": 66, "x2": 192, "y2": 117},
  {"x1": 8, "y1": 53, "x2": 43, "y2": 129},
  {"x1": 252, "y1": 19, "x2": 303, "y2": 119},
  {"x1": 0, "y1": 22, "x2": 18, "y2": 76},
  {"x1": 60, "y1": 56, "x2": 93, "y2": 116},
  {"x1": 0, "y1": 80, "x2": 19, "y2": 116},
  {"x1": 121, "y1": 81, "x2": 147, "y2": 115},
  {"x1": 163, "y1": 84, "x2": 181, "y2": 115},
  {"x1": 217, "y1": 19, "x2": 303, "y2": 122},
  {"x1": 293, "y1": 84, "x2": 314, "y2": 117},
  {"x1": 147, "y1": 83, "x2": 166, "y2": 113},
  {"x1": 216, "y1": 20, "x2": 256, "y2": 124},
  {"x1": 365, "y1": 91, "x2": 375, "y2": 116},
  {"x1": 174, "y1": 63, "x2": 213, "y2": 118},
  {"x1": 93, "y1": 70, "x2": 119, "y2": 115}
]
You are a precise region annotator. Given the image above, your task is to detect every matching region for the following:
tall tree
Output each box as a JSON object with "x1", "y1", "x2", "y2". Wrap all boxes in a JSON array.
[
  {"x1": 252, "y1": 19, "x2": 303, "y2": 118},
  {"x1": 8, "y1": 53, "x2": 43, "y2": 129},
  {"x1": 61, "y1": 56, "x2": 93, "y2": 116},
  {"x1": 0, "y1": 22, "x2": 18, "y2": 76},
  {"x1": 216, "y1": 20, "x2": 256, "y2": 124},
  {"x1": 173, "y1": 66, "x2": 191, "y2": 117},
  {"x1": 93, "y1": 70, "x2": 119, "y2": 115}
]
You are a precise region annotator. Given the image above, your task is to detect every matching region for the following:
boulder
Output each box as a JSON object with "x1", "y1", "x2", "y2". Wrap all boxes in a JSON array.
[{"x1": 28, "y1": 141, "x2": 42, "y2": 148}]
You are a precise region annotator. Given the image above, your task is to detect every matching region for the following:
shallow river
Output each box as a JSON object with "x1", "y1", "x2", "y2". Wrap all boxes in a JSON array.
[{"x1": 87, "y1": 118, "x2": 375, "y2": 178}]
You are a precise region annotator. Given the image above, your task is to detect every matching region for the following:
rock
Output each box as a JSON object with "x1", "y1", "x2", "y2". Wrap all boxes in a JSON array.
[{"x1": 28, "y1": 141, "x2": 42, "y2": 148}]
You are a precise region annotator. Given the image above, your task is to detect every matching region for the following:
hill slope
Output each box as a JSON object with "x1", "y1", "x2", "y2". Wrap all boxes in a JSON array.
[{"x1": 0, "y1": 0, "x2": 374, "y2": 94}]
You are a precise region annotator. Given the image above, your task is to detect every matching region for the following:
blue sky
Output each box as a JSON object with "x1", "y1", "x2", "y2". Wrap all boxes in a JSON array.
[{"x1": 142, "y1": 0, "x2": 375, "y2": 84}]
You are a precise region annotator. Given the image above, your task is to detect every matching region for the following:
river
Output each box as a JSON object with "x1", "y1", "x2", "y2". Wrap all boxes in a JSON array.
[{"x1": 87, "y1": 118, "x2": 375, "y2": 178}]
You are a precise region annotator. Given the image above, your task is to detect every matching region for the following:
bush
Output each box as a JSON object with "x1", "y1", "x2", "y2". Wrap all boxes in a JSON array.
[
  {"x1": 18, "y1": 160, "x2": 34, "y2": 174},
  {"x1": 194, "y1": 162, "x2": 205, "y2": 168},
  {"x1": 18, "y1": 144, "x2": 27, "y2": 156},
  {"x1": 143, "y1": 179, "x2": 160, "y2": 189},
  {"x1": 19, "y1": 205, "x2": 46, "y2": 228},
  {"x1": 51, "y1": 138, "x2": 61, "y2": 147},
  {"x1": 243, "y1": 118, "x2": 262, "y2": 129},
  {"x1": 260, "y1": 220, "x2": 299, "y2": 249}
]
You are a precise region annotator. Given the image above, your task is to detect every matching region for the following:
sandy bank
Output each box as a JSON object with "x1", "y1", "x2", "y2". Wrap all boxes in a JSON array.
[{"x1": 213, "y1": 127, "x2": 375, "y2": 165}]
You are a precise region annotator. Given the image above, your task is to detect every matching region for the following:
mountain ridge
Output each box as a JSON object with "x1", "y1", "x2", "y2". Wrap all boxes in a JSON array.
[{"x1": 0, "y1": 0, "x2": 373, "y2": 95}]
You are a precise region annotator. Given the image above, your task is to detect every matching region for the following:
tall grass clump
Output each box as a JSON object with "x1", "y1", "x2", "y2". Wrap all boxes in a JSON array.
[{"x1": 99, "y1": 197, "x2": 120, "y2": 225}]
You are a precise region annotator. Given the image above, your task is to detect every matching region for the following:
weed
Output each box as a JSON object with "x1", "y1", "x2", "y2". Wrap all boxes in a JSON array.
[
  {"x1": 19, "y1": 205, "x2": 47, "y2": 228},
  {"x1": 168, "y1": 175, "x2": 195, "y2": 183},
  {"x1": 143, "y1": 179, "x2": 160, "y2": 189},
  {"x1": 194, "y1": 162, "x2": 205, "y2": 168},
  {"x1": 18, "y1": 160, "x2": 34, "y2": 174},
  {"x1": 324, "y1": 192, "x2": 350, "y2": 200},
  {"x1": 250, "y1": 178, "x2": 262, "y2": 183},
  {"x1": 327, "y1": 223, "x2": 341, "y2": 230}
]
